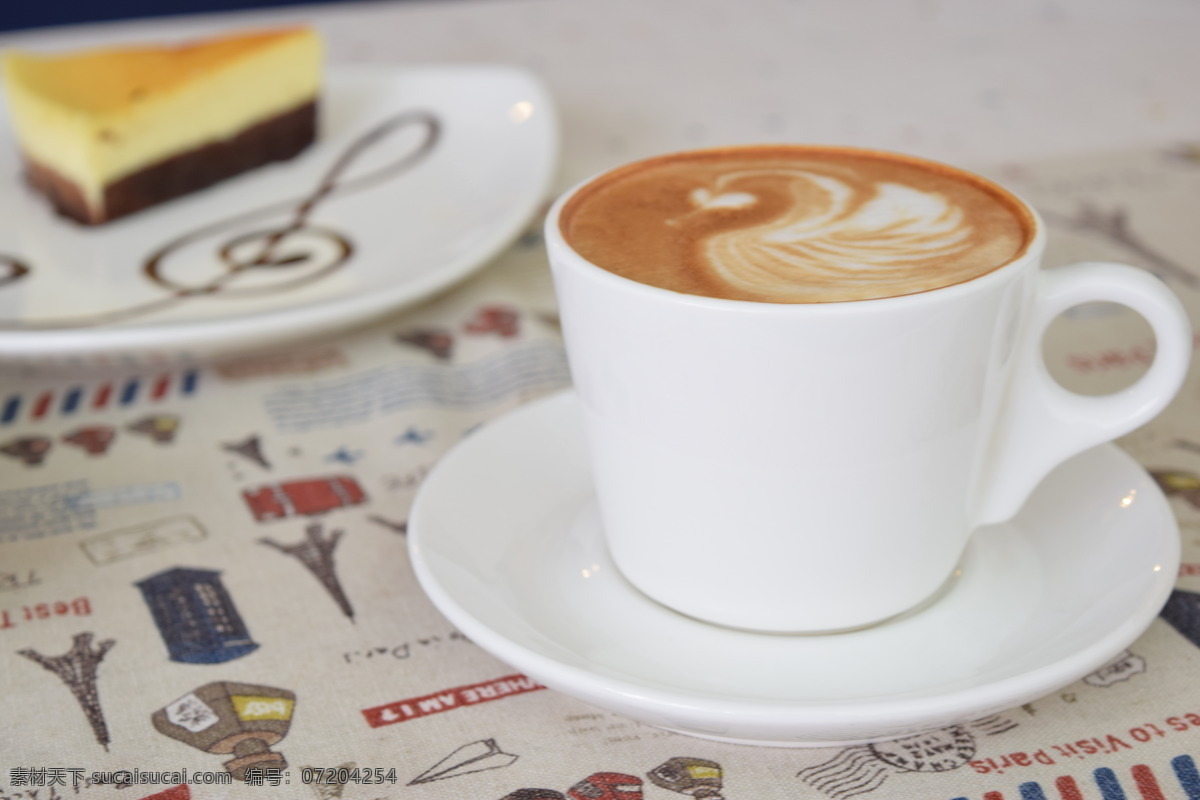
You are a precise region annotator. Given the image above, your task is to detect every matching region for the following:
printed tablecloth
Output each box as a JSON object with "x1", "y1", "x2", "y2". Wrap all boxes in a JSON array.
[
  {"x1": 2, "y1": 0, "x2": 1200, "y2": 795},
  {"x1": 1, "y1": 140, "x2": 1199, "y2": 800}
]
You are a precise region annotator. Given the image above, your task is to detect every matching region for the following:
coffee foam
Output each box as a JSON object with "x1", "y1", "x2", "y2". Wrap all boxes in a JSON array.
[{"x1": 559, "y1": 147, "x2": 1033, "y2": 303}]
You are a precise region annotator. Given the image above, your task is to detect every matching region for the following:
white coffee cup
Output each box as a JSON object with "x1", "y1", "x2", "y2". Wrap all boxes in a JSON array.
[{"x1": 545, "y1": 147, "x2": 1192, "y2": 634}]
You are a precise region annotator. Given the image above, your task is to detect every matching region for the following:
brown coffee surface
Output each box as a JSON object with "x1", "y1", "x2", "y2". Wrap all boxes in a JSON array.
[{"x1": 559, "y1": 146, "x2": 1033, "y2": 303}]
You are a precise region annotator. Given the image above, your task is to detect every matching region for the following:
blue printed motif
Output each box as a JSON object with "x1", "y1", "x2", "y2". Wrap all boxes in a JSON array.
[
  {"x1": 135, "y1": 567, "x2": 259, "y2": 664},
  {"x1": 948, "y1": 754, "x2": 1199, "y2": 800}
]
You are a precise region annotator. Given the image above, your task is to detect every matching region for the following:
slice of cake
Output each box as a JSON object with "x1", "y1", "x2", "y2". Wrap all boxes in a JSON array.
[{"x1": 1, "y1": 27, "x2": 323, "y2": 225}]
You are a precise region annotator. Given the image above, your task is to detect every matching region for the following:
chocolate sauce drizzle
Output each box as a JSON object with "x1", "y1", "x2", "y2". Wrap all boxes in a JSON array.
[
  {"x1": 0, "y1": 110, "x2": 441, "y2": 329},
  {"x1": 0, "y1": 255, "x2": 29, "y2": 288}
]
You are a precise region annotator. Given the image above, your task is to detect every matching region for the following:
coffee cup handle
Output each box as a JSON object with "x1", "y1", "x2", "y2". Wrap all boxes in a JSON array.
[{"x1": 973, "y1": 261, "x2": 1192, "y2": 526}]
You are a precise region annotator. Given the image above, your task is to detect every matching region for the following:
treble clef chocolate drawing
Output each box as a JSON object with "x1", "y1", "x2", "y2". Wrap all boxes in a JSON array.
[{"x1": 0, "y1": 109, "x2": 440, "y2": 329}]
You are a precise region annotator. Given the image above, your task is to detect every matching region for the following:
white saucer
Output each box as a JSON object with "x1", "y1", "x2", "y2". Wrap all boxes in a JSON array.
[
  {"x1": 0, "y1": 64, "x2": 557, "y2": 363},
  {"x1": 408, "y1": 390, "x2": 1180, "y2": 746}
]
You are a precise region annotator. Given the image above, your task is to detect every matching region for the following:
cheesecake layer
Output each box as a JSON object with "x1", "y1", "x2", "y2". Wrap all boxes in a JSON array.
[
  {"x1": 2, "y1": 28, "x2": 322, "y2": 213},
  {"x1": 24, "y1": 100, "x2": 316, "y2": 225}
]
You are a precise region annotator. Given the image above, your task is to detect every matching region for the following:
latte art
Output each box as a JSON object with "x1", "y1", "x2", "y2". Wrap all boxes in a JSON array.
[
  {"x1": 697, "y1": 169, "x2": 982, "y2": 300},
  {"x1": 560, "y1": 147, "x2": 1032, "y2": 303}
]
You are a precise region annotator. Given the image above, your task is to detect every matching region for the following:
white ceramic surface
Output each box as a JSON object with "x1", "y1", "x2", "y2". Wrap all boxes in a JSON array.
[
  {"x1": 545, "y1": 159, "x2": 1190, "y2": 633},
  {"x1": 409, "y1": 389, "x2": 1181, "y2": 747},
  {"x1": 0, "y1": 64, "x2": 557, "y2": 362}
]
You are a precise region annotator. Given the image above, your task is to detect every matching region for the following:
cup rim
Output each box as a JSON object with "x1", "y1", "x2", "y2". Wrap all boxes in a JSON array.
[{"x1": 545, "y1": 144, "x2": 1048, "y2": 313}]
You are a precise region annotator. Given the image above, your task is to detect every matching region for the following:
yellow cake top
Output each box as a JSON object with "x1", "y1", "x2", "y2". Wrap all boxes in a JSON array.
[
  {"x1": 1, "y1": 26, "x2": 322, "y2": 204},
  {"x1": 2, "y1": 27, "x2": 317, "y2": 116}
]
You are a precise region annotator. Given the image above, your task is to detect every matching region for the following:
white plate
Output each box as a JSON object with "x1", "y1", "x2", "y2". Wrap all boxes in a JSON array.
[
  {"x1": 0, "y1": 65, "x2": 557, "y2": 363},
  {"x1": 408, "y1": 390, "x2": 1180, "y2": 746}
]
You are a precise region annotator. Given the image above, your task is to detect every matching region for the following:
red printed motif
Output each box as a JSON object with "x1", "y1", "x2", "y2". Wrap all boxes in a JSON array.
[
  {"x1": 969, "y1": 713, "x2": 1200, "y2": 774},
  {"x1": 1066, "y1": 333, "x2": 1200, "y2": 374},
  {"x1": 0, "y1": 597, "x2": 91, "y2": 630},
  {"x1": 139, "y1": 786, "x2": 191, "y2": 800},
  {"x1": 465, "y1": 305, "x2": 520, "y2": 338},
  {"x1": 242, "y1": 475, "x2": 366, "y2": 521},
  {"x1": 362, "y1": 674, "x2": 545, "y2": 728}
]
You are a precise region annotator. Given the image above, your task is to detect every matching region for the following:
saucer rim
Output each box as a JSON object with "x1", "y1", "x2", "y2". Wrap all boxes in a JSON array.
[{"x1": 408, "y1": 389, "x2": 1180, "y2": 745}]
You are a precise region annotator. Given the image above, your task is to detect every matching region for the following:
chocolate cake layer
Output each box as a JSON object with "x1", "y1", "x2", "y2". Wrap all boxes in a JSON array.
[
  {"x1": 24, "y1": 156, "x2": 92, "y2": 223},
  {"x1": 24, "y1": 100, "x2": 317, "y2": 225}
]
